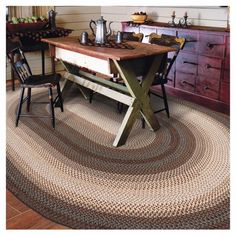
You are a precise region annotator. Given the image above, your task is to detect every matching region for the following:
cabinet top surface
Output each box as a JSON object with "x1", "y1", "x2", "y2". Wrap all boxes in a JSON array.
[
  {"x1": 122, "y1": 21, "x2": 230, "y2": 34},
  {"x1": 42, "y1": 36, "x2": 175, "y2": 60}
]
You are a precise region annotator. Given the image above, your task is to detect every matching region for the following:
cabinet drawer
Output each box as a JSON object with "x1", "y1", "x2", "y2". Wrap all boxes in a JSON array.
[
  {"x1": 140, "y1": 26, "x2": 157, "y2": 35},
  {"x1": 178, "y1": 31, "x2": 198, "y2": 52},
  {"x1": 157, "y1": 29, "x2": 176, "y2": 36},
  {"x1": 122, "y1": 25, "x2": 140, "y2": 33},
  {"x1": 220, "y1": 82, "x2": 230, "y2": 104},
  {"x1": 198, "y1": 34, "x2": 225, "y2": 58},
  {"x1": 176, "y1": 52, "x2": 198, "y2": 74},
  {"x1": 198, "y1": 56, "x2": 222, "y2": 81},
  {"x1": 176, "y1": 72, "x2": 196, "y2": 93},
  {"x1": 196, "y1": 76, "x2": 220, "y2": 100},
  {"x1": 166, "y1": 74, "x2": 174, "y2": 87}
]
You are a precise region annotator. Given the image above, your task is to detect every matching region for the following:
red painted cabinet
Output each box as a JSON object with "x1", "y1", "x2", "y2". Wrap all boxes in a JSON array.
[
  {"x1": 176, "y1": 72, "x2": 196, "y2": 93},
  {"x1": 176, "y1": 52, "x2": 198, "y2": 74},
  {"x1": 220, "y1": 36, "x2": 230, "y2": 104},
  {"x1": 197, "y1": 56, "x2": 222, "y2": 80},
  {"x1": 178, "y1": 31, "x2": 198, "y2": 52},
  {"x1": 198, "y1": 34, "x2": 225, "y2": 58},
  {"x1": 196, "y1": 76, "x2": 220, "y2": 100},
  {"x1": 122, "y1": 22, "x2": 230, "y2": 113}
]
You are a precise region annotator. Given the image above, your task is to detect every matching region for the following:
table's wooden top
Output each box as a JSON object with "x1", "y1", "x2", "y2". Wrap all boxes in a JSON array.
[{"x1": 42, "y1": 36, "x2": 175, "y2": 61}]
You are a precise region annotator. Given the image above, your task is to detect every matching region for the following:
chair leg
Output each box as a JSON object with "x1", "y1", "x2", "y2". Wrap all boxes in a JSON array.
[
  {"x1": 41, "y1": 49, "x2": 45, "y2": 75},
  {"x1": 56, "y1": 83, "x2": 64, "y2": 112},
  {"x1": 11, "y1": 67, "x2": 15, "y2": 91},
  {"x1": 16, "y1": 87, "x2": 25, "y2": 127},
  {"x1": 117, "y1": 102, "x2": 123, "y2": 114},
  {"x1": 48, "y1": 87, "x2": 55, "y2": 129},
  {"x1": 141, "y1": 117, "x2": 145, "y2": 129},
  {"x1": 161, "y1": 84, "x2": 170, "y2": 118},
  {"x1": 26, "y1": 88, "x2": 31, "y2": 112},
  {"x1": 89, "y1": 90, "x2": 94, "y2": 104}
]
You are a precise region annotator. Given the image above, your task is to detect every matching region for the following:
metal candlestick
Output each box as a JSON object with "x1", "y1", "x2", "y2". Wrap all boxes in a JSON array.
[
  {"x1": 179, "y1": 15, "x2": 190, "y2": 28},
  {"x1": 168, "y1": 15, "x2": 177, "y2": 27}
]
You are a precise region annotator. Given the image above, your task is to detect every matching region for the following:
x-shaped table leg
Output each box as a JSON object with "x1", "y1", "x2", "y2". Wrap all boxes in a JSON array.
[{"x1": 112, "y1": 54, "x2": 166, "y2": 147}]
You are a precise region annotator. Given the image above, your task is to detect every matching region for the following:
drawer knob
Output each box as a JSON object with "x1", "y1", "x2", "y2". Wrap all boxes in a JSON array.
[
  {"x1": 207, "y1": 42, "x2": 224, "y2": 49},
  {"x1": 183, "y1": 61, "x2": 198, "y2": 65},
  {"x1": 204, "y1": 86, "x2": 217, "y2": 93},
  {"x1": 185, "y1": 39, "x2": 197, "y2": 43},
  {"x1": 205, "y1": 64, "x2": 220, "y2": 70},
  {"x1": 182, "y1": 80, "x2": 195, "y2": 87}
]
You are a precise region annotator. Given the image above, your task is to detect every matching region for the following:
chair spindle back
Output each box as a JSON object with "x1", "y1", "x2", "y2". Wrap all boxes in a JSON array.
[
  {"x1": 148, "y1": 33, "x2": 185, "y2": 78},
  {"x1": 7, "y1": 47, "x2": 32, "y2": 84},
  {"x1": 122, "y1": 32, "x2": 144, "y2": 42}
]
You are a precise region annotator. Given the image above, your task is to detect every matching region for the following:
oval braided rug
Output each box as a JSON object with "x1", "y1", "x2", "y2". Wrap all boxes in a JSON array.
[{"x1": 6, "y1": 87, "x2": 230, "y2": 229}]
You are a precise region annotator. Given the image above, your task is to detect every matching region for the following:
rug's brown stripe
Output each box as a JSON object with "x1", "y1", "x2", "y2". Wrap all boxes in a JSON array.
[
  {"x1": 6, "y1": 91, "x2": 229, "y2": 191},
  {"x1": 12, "y1": 104, "x2": 200, "y2": 177},
  {"x1": 7, "y1": 159, "x2": 230, "y2": 229},
  {"x1": 7, "y1": 142, "x2": 229, "y2": 218},
  {"x1": 7, "y1": 92, "x2": 201, "y2": 165},
  {"x1": 6, "y1": 89, "x2": 230, "y2": 229},
  {"x1": 9, "y1": 140, "x2": 227, "y2": 216}
]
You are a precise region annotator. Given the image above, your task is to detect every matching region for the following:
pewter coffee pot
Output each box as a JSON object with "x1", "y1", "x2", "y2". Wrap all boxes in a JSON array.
[{"x1": 89, "y1": 16, "x2": 113, "y2": 44}]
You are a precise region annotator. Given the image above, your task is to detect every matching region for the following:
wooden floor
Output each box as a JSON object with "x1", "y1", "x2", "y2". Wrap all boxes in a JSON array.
[{"x1": 6, "y1": 190, "x2": 69, "y2": 229}]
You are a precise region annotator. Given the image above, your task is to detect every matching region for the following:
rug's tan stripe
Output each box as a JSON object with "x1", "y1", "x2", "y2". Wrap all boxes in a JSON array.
[
  {"x1": 167, "y1": 96, "x2": 230, "y2": 128},
  {"x1": 7, "y1": 160, "x2": 229, "y2": 229},
  {"x1": 6, "y1": 103, "x2": 227, "y2": 192},
  {"x1": 6, "y1": 94, "x2": 229, "y2": 190},
  {"x1": 6, "y1": 88, "x2": 230, "y2": 229},
  {"x1": 6, "y1": 90, "x2": 229, "y2": 195},
  {"x1": 6, "y1": 132, "x2": 229, "y2": 216},
  {"x1": 7, "y1": 97, "x2": 197, "y2": 174},
  {"x1": 6, "y1": 109, "x2": 199, "y2": 185},
  {"x1": 6, "y1": 154, "x2": 229, "y2": 228},
  {"x1": 6, "y1": 136, "x2": 230, "y2": 219}
]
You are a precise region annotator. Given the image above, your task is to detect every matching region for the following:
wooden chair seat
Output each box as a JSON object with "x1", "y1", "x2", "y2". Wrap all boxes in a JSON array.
[{"x1": 22, "y1": 73, "x2": 61, "y2": 88}]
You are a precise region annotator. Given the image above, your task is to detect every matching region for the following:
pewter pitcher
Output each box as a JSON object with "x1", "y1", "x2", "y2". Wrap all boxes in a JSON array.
[
  {"x1": 48, "y1": 9, "x2": 57, "y2": 30},
  {"x1": 89, "y1": 16, "x2": 113, "y2": 44}
]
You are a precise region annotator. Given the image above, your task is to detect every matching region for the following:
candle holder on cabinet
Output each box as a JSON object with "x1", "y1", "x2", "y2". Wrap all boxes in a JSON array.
[
  {"x1": 168, "y1": 14, "x2": 177, "y2": 27},
  {"x1": 179, "y1": 15, "x2": 191, "y2": 28}
]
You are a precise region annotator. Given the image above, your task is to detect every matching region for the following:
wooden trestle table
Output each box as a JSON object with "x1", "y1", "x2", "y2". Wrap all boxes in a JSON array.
[{"x1": 42, "y1": 37, "x2": 175, "y2": 147}]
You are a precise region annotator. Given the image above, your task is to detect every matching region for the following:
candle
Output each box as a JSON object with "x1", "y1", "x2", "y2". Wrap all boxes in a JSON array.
[
  {"x1": 172, "y1": 11, "x2": 175, "y2": 16},
  {"x1": 184, "y1": 11, "x2": 187, "y2": 17}
]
